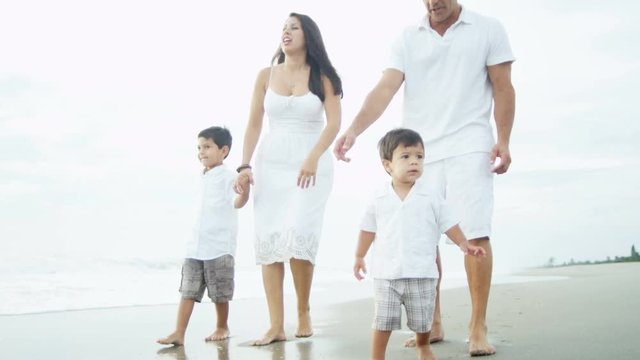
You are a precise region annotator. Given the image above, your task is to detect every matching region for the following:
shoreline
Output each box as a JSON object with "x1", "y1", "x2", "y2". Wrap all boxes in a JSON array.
[
  {"x1": 1, "y1": 263, "x2": 638, "y2": 359},
  {"x1": 0, "y1": 269, "x2": 562, "y2": 317}
]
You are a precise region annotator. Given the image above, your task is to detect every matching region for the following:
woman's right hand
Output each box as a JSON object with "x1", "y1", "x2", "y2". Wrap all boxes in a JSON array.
[{"x1": 234, "y1": 170, "x2": 253, "y2": 194}]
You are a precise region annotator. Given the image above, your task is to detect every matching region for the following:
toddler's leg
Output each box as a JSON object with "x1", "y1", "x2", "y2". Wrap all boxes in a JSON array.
[
  {"x1": 415, "y1": 332, "x2": 436, "y2": 360},
  {"x1": 157, "y1": 298, "x2": 195, "y2": 345},
  {"x1": 205, "y1": 302, "x2": 230, "y2": 341},
  {"x1": 371, "y1": 330, "x2": 392, "y2": 360}
]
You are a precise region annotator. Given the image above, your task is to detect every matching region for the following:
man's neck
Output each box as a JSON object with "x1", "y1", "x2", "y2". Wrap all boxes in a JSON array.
[{"x1": 429, "y1": 5, "x2": 462, "y2": 36}]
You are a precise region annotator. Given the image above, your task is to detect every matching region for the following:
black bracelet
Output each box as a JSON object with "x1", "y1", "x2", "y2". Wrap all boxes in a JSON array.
[{"x1": 236, "y1": 164, "x2": 252, "y2": 173}]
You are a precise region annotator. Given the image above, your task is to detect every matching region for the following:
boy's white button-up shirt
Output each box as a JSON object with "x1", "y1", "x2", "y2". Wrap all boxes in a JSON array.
[
  {"x1": 186, "y1": 164, "x2": 238, "y2": 261},
  {"x1": 387, "y1": 7, "x2": 515, "y2": 162},
  {"x1": 360, "y1": 181, "x2": 458, "y2": 280}
]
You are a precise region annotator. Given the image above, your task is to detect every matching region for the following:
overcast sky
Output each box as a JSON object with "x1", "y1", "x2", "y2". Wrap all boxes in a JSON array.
[{"x1": 1, "y1": 0, "x2": 639, "y2": 275}]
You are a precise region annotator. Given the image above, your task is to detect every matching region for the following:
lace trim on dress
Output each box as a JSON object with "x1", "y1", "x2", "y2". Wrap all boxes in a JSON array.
[{"x1": 255, "y1": 228, "x2": 319, "y2": 265}]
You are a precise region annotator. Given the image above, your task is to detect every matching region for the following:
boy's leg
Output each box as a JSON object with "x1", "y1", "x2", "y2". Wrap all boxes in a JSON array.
[
  {"x1": 205, "y1": 301, "x2": 230, "y2": 341},
  {"x1": 204, "y1": 255, "x2": 234, "y2": 341},
  {"x1": 253, "y1": 262, "x2": 286, "y2": 345},
  {"x1": 157, "y1": 298, "x2": 195, "y2": 345},
  {"x1": 371, "y1": 330, "x2": 392, "y2": 360},
  {"x1": 415, "y1": 332, "x2": 436, "y2": 360},
  {"x1": 158, "y1": 259, "x2": 205, "y2": 345},
  {"x1": 405, "y1": 248, "x2": 443, "y2": 347},
  {"x1": 290, "y1": 257, "x2": 314, "y2": 337}
]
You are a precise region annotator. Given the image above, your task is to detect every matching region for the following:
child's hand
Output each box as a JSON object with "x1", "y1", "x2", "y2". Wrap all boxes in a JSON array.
[
  {"x1": 234, "y1": 171, "x2": 252, "y2": 194},
  {"x1": 353, "y1": 257, "x2": 367, "y2": 281},
  {"x1": 460, "y1": 242, "x2": 486, "y2": 257}
]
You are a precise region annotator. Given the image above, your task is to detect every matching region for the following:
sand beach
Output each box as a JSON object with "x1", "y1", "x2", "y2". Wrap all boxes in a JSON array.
[{"x1": 1, "y1": 262, "x2": 638, "y2": 360}]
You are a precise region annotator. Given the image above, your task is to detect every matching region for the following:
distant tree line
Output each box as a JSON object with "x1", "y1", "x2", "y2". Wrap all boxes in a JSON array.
[{"x1": 544, "y1": 244, "x2": 640, "y2": 268}]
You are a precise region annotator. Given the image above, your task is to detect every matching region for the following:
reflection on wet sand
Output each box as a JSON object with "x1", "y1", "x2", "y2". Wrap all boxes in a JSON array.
[{"x1": 156, "y1": 345, "x2": 187, "y2": 360}]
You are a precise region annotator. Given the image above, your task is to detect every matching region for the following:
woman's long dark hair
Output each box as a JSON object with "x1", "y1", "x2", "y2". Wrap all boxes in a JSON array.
[{"x1": 272, "y1": 12, "x2": 343, "y2": 102}]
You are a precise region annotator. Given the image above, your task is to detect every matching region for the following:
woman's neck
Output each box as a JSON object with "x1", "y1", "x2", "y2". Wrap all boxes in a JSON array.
[{"x1": 283, "y1": 53, "x2": 307, "y2": 72}]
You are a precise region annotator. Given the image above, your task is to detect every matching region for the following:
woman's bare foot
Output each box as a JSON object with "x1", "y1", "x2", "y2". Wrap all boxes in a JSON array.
[
  {"x1": 404, "y1": 324, "x2": 444, "y2": 347},
  {"x1": 252, "y1": 328, "x2": 286, "y2": 346},
  {"x1": 205, "y1": 327, "x2": 230, "y2": 341},
  {"x1": 295, "y1": 311, "x2": 313, "y2": 338},
  {"x1": 157, "y1": 332, "x2": 184, "y2": 346},
  {"x1": 468, "y1": 326, "x2": 496, "y2": 356}
]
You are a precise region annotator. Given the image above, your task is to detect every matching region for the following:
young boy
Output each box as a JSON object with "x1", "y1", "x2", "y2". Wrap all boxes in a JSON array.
[
  {"x1": 353, "y1": 128, "x2": 486, "y2": 360},
  {"x1": 158, "y1": 126, "x2": 250, "y2": 346}
]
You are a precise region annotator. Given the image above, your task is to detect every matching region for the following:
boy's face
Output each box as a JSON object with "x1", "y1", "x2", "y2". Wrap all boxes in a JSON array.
[
  {"x1": 383, "y1": 143, "x2": 424, "y2": 184},
  {"x1": 197, "y1": 137, "x2": 228, "y2": 170}
]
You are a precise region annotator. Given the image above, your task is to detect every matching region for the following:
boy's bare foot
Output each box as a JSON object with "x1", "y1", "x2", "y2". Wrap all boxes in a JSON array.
[
  {"x1": 416, "y1": 344, "x2": 437, "y2": 360},
  {"x1": 404, "y1": 324, "x2": 444, "y2": 347},
  {"x1": 295, "y1": 311, "x2": 313, "y2": 338},
  {"x1": 468, "y1": 326, "x2": 496, "y2": 356},
  {"x1": 251, "y1": 328, "x2": 286, "y2": 346},
  {"x1": 157, "y1": 332, "x2": 184, "y2": 346},
  {"x1": 205, "y1": 327, "x2": 230, "y2": 341}
]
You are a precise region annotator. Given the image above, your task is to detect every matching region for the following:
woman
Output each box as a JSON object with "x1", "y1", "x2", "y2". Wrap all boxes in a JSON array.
[{"x1": 235, "y1": 12, "x2": 342, "y2": 345}]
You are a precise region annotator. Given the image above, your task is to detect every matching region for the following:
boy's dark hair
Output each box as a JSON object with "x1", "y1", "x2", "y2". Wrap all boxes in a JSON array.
[
  {"x1": 378, "y1": 128, "x2": 424, "y2": 161},
  {"x1": 198, "y1": 126, "x2": 232, "y2": 158}
]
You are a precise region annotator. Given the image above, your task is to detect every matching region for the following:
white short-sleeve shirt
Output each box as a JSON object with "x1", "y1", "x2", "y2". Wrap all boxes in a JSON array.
[
  {"x1": 185, "y1": 164, "x2": 238, "y2": 260},
  {"x1": 360, "y1": 181, "x2": 459, "y2": 279},
  {"x1": 387, "y1": 7, "x2": 515, "y2": 162}
]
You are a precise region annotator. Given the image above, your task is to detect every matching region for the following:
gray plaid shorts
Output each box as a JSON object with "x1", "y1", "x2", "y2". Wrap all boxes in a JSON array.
[
  {"x1": 373, "y1": 278, "x2": 437, "y2": 333},
  {"x1": 179, "y1": 255, "x2": 234, "y2": 303}
]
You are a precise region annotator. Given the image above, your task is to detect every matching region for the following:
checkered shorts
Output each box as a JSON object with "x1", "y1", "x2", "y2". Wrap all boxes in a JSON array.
[
  {"x1": 373, "y1": 278, "x2": 437, "y2": 333},
  {"x1": 179, "y1": 255, "x2": 234, "y2": 303}
]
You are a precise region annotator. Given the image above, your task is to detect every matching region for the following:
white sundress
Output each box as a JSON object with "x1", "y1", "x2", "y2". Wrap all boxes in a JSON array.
[{"x1": 253, "y1": 86, "x2": 333, "y2": 265}]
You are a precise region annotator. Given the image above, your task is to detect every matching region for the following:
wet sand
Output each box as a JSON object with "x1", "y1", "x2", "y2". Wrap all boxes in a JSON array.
[{"x1": 1, "y1": 262, "x2": 638, "y2": 359}]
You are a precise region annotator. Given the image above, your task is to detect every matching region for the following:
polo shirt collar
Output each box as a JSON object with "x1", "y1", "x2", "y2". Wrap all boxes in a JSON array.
[
  {"x1": 376, "y1": 180, "x2": 430, "y2": 198},
  {"x1": 417, "y1": 5, "x2": 473, "y2": 31}
]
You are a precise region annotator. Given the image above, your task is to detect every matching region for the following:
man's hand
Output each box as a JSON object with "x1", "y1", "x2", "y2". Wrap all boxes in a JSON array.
[
  {"x1": 490, "y1": 142, "x2": 511, "y2": 174},
  {"x1": 333, "y1": 130, "x2": 357, "y2": 162}
]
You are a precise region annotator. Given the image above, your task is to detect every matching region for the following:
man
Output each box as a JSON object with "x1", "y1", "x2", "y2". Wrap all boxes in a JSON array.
[{"x1": 333, "y1": 0, "x2": 515, "y2": 356}]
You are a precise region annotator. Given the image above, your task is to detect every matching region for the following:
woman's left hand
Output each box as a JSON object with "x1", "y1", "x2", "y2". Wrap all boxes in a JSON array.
[{"x1": 297, "y1": 156, "x2": 318, "y2": 189}]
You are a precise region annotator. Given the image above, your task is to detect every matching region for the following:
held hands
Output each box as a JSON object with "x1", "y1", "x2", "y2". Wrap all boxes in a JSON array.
[
  {"x1": 353, "y1": 257, "x2": 367, "y2": 280},
  {"x1": 490, "y1": 142, "x2": 512, "y2": 174},
  {"x1": 297, "y1": 156, "x2": 319, "y2": 189},
  {"x1": 233, "y1": 170, "x2": 253, "y2": 194},
  {"x1": 332, "y1": 130, "x2": 357, "y2": 162}
]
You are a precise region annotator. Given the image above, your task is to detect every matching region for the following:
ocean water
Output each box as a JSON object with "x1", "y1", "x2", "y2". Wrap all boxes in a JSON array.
[
  {"x1": 0, "y1": 254, "x2": 358, "y2": 315},
  {"x1": 0, "y1": 254, "x2": 563, "y2": 316}
]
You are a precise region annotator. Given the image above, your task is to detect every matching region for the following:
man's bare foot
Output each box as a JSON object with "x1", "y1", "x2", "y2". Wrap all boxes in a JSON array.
[
  {"x1": 157, "y1": 332, "x2": 184, "y2": 346},
  {"x1": 251, "y1": 328, "x2": 286, "y2": 346},
  {"x1": 468, "y1": 326, "x2": 496, "y2": 356},
  {"x1": 416, "y1": 344, "x2": 437, "y2": 360},
  {"x1": 205, "y1": 327, "x2": 230, "y2": 341},
  {"x1": 295, "y1": 311, "x2": 313, "y2": 338},
  {"x1": 404, "y1": 324, "x2": 444, "y2": 347}
]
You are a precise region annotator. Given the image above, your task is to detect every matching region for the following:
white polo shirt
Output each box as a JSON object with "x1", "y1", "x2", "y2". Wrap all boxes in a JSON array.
[
  {"x1": 388, "y1": 7, "x2": 515, "y2": 162},
  {"x1": 360, "y1": 181, "x2": 458, "y2": 279},
  {"x1": 185, "y1": 164, "x2": 238, "y2": 260}
]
